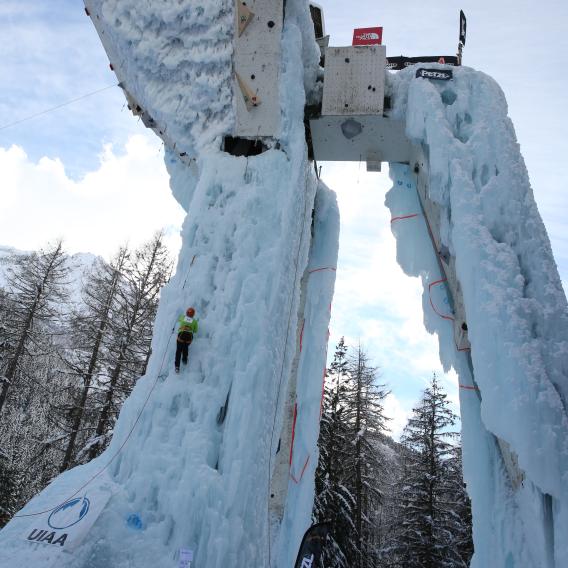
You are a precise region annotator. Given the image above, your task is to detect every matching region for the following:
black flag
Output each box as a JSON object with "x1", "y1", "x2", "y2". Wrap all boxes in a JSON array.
[
  {"x1": 459, "y1": 10, "x2": 467, "y2": 46},
  {"x1": 294, "y1": 523, "x2": 330, "y2": 568}
]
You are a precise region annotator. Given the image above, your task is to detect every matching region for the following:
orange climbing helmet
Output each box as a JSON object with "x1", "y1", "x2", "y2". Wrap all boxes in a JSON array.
[{"x1": 186, "y1": 307, "x2": 196, "y2": 317}]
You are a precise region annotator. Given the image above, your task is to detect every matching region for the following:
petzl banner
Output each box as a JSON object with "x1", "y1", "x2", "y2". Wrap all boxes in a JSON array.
[{"x1": 416, "y1": 68, "x2": 454, "y2": 81}]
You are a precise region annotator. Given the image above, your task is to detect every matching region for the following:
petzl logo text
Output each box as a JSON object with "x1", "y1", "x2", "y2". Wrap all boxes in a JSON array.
[
  {"x1": 301, "y1": 554, "x2": 315, "y2": 568},
  {"x1": 48, "y1": 497, "x2": 90, "y2": 529},
  {"x1": 416, "y1": 68, "x2": 453, "y2": 81}
]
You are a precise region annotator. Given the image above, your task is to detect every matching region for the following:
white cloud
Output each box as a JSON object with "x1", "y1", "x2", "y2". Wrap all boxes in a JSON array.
[
  {"x1": 0, "y1": 134, "x2": 184, "y2": 260},
  {"x1": 323, "y1": 160, "x2": 461, "y2": 418},
  {"x1": 384, "y1": 392, "x2": 411, "y2": 440}
]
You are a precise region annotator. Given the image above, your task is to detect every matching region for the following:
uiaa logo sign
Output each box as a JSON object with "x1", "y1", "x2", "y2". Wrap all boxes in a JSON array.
[
  {"x1": 25, "y1": 497, "x2": 91, "y2": 548},
  {"x1": 22, "y1": 483, "x2": 113, "y2": 554},
  {"x1": 48, "y1": 497, "x2": 90, "y2": 529}
]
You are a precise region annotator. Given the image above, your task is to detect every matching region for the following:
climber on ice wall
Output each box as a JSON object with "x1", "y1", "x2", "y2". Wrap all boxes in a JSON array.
[{"x1": 175, "y1": 307, "x2": 198, "y2": 373}]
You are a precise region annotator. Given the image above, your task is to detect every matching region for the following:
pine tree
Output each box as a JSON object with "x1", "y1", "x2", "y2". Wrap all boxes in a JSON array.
[
  {"x1": 314, "y1": 338, "x2": 354, "y2": 568},
  {"x1": 385, "y1": 374, "x2": 472, "y2": 568},
  {"x1": 314, "y1": 340, "x2": 390, "y2": 568},
  {"x1": 343, "y1": 345, "x2": 389, "y2": 568},
  {"x1": 443, "y1": 446, "x2": 474, "y2": 566}
]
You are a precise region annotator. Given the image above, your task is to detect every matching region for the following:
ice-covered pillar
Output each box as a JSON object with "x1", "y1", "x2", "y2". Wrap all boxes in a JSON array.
[
  {"x1": 0, "y1": 1, "x2": 333, "y2": 567},
  {"x1": 386, "y1": 65, "x2": 568, "y2": 567}
]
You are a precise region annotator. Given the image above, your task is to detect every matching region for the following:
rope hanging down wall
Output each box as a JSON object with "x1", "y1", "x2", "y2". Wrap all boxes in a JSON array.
[{"x1": 15, "y1": 255, "x2": 199, "y2": 518}]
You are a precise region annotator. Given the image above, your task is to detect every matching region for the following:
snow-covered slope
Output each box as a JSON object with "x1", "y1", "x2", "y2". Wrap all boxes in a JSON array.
[
  {"x1": 0, "y1": 246, "x2": 98, "y2": 305},
  {"x1": 386, "y1": 65, "x2": 568, "y2": 567}
]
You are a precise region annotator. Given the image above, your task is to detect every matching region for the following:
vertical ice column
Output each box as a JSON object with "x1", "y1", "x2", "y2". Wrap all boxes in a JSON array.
[
  {"x1": 387, "y1": 64, "x2": 568, "y2": 567},
  {"x1": 272, "y1": 183, "x2": 340, "y2": 567},
  {"x1": 0, "y1": 2, "x2": 326, "y2": 566},
  {"x1": 0, "y1": 148, "x2": 319, "y2": 568}
]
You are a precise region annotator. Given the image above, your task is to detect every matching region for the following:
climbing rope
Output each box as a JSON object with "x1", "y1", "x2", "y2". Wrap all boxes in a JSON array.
[
  {"x1": 15, "y1": 333, "x2": 174, "y2": 518},
  {"x1": 0, "y1": 84, "x2": 119, "y2": 131},
  {"x1": 15, "y1": 254, "x2": 198, "y2": 519}
]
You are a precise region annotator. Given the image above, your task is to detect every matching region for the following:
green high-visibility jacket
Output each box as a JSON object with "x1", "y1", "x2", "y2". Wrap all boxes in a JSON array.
[{"x1": 177, "y1": 314, "x2": 199, "y2": 334}]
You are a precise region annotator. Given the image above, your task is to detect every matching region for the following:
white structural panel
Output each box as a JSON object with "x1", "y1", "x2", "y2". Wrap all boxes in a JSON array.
[
  {"x1": 322, "y1": 46, "x2": 386, "y2": 116},
  {"x1": 234, "y1": 0, "x2": 283, "y2": 137},
  {"x1": 309, "y1": 115, "x2": 411, "y2": 164}
]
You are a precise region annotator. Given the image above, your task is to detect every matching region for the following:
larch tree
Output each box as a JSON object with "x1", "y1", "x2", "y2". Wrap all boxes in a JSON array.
[
  {"x1": 0, "y1": 242, "x2": 71, "y2": 523},
  {"x1": 0, "y1": 241, "x2": 70, "y2": 415},
  {"x1": 86, "y1": 232, "x2": 172, "y2": 460},
  {"x1": 57, "y1": 247, "x2": 129, "y2": 472}
]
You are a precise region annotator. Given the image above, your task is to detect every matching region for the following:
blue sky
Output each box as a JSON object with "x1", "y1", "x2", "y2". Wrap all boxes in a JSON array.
[{"x1": 0, "y1": 0, "x2": 566, "y2": 437}]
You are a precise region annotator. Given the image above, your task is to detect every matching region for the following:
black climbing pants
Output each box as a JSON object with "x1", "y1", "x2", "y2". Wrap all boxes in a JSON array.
[
  {"x1": 176, "y1": 331, "x2": 193, "y2": 368},
  {"x1": 175, "y1": 342, "x2": 188, "y2": 368}
]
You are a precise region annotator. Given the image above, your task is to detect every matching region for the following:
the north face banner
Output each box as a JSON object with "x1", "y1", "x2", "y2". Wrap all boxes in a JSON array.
[
  {"x1": 294, "y1": 522, "x2": 330, "y2": 568},
  {"x1": 352, "y1": 27, "x2": 383, "y2": 46},
  {"x1": 386, "y1": 55, "x2": 459, "y2": 70}
]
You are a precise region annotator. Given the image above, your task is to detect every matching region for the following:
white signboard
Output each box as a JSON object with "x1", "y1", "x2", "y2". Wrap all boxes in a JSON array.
[
  {"x1": 179, "y1": 547, "x2": 194, "y2": 568},
  {"x1": 22, "y1": 484, "x2": 113, "y2": 551}
]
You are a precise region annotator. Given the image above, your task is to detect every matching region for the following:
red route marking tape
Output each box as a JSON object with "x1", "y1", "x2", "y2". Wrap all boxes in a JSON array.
[
  {"x1": 391, "y1": 213, "x2": 420, "y2": 223},
  {"x1": 290, "y1": 455, "x2": 311, "y2": 484},
  {"x1": 459, "y1": 384, "x2": 479, "y2": 391},
  {"x1": 289, "y1": 402, "x2": 298, "y2": 466},
  {"x1": 428, "y1": 279, "x2": 472, "y2": 352},
  {"x1": 308, "y1": 266, "x2": 337, "y2": 275},
  {"x1": 428, "y1": 278, "x2": 455, "y2": 322},
  {"x1": 289, "y1": 402, "x2": 311, "y2": 484},
  {"x1": 389, "y1": 205, "x2": 471, "y2": 354}
]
